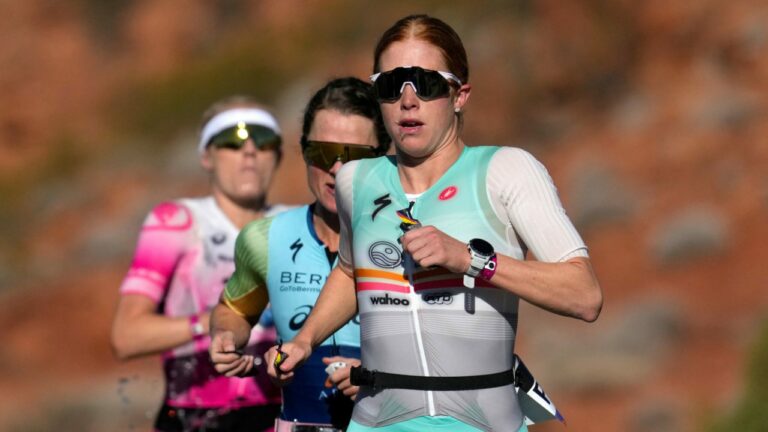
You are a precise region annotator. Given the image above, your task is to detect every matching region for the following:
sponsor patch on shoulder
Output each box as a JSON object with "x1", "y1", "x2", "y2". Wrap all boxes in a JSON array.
[{"x1": 144, "y1": 202, "x2": 193, "y2": 231}]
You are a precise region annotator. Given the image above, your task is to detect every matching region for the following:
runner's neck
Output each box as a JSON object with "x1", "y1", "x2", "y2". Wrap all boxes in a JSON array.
[
  {"x1": 211, "y1": 189, "x2": 268, "y2": 229},
  {"x1": 311, "y1": 202, "x2": 340, "y2": 253},
  {"x1": 397, "y1": 139, "x2": 465, "y2": 194}
]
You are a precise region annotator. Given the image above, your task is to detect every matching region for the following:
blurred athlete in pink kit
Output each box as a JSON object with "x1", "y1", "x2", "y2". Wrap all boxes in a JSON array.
[{"x1": 111, "y1": 96, "x2": 288, "y2": 431}]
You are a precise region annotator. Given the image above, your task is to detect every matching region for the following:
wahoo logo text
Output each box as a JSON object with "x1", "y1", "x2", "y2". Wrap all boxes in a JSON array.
[{"x1": 369, "y1": 293, "x2": 410, "y2": 306}]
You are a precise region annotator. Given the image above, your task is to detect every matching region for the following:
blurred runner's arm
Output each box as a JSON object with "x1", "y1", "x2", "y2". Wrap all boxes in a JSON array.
[
  {"x1": 112, "y1": 295, "x2": 209, "y2": 359},
  {"x1": 111, "y1": 202, "x2": 205, "y2": 359}
]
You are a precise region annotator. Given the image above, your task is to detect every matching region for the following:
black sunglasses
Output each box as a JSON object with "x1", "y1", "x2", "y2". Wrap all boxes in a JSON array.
[
  {"x1": 369, "y1": 66, "x2": 462, "y2": 103},
  {"x1": 207, "y1": 123, "x2": 281, "y2": 151},
  {"x1": 303, "y1": 141, "x2": 381, "y2": 171}
]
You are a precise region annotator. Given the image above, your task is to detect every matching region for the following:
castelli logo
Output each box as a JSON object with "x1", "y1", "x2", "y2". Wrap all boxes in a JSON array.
[
  {"x1": 144, "y1": 202, "x2": 192, "y2": 231},
  {"x1": 439, "y1": 186, "x2": 458, "y2": 201}
]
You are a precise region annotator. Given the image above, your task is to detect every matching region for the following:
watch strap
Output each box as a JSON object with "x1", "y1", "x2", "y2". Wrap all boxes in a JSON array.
[
  {"x1": 466, "y1": 247, "x2": 487, "y2": 278},
  {"x1": 189, "y1": 314, "x2": 205, "y2": 341},
  {"x1": 479, "y1": 254, "x2": 498, "y2": 281}
]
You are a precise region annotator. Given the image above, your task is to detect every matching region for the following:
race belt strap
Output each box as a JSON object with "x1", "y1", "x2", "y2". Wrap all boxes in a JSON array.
[
  {"x1": 350, "y1": 366, "x2": 516, "y2": 391},
  {"x1": 351, "y1": 356, "x2": 566, "y2": 426}
]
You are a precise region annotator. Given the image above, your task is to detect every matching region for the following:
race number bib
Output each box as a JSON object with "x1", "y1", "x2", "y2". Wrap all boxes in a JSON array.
[{"x1": 514, "y1": 355, "x2": 566, "y2": 426}]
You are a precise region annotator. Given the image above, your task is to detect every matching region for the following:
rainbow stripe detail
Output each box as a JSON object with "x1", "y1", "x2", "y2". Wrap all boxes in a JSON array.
[
  {"x1": 395, "y1": 209, "x2": 419, "y2": 226},
  {"x1": 354, "y1": 267, "x2": 495, "y2": 292}
]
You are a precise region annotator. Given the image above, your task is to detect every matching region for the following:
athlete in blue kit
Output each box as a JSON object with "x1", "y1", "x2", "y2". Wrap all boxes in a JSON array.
[{"x1": 210, "y1": 77, "x2": 391, "y2": 432}]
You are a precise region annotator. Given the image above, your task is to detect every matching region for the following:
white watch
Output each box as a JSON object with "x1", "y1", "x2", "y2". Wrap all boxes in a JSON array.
[
  {"x1": 463, "y1": 238, "x2": 494, "y2": 288},
  {"x1": 189, "y1": 315, "x2": 205, "y2": 340}
]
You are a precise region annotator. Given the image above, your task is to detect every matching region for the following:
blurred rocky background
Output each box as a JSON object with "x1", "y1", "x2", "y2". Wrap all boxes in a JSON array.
[{"x1": 0, "y1": 0, "x2": 766, "y2": 431}]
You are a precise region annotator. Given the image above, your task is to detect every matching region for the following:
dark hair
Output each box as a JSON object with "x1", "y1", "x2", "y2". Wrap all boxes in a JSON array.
[
  {"x1": 300, "y1": 77, "x2": 391, "y2": 154},
  {"x1": 373, "y1": 14, "x2": 469, "y2": 84}
]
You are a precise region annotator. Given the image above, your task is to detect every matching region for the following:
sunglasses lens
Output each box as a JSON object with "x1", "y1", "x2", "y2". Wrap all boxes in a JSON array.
[
  {"x1": 344, "y1": 145, "x2": 378, "y2": 163},
  {"x1": 302, "y1": 144, "x2": 335, "y2": 171},
  {"x1": 208, "y1": 124, "x2": 281, "y2": 150},
  {"x1": 417, "y1": 70, "x2": 450, "y2": 101},
  {"x1": 373, "y1": 67, "x2": 452, "y2": 102},
  {"x1": 212, "y1": 141, "x2": 244, "y2": 150},
  {"x1": 373, "y1": 71, "x2": 399, "y2": 102},
  {"x1": 257, "y1": 139, "x2": 281, "y2": 152},
  {"x1": 303, "y1": 142, "x2": 379, "y2": 170},
  {"x1": 208, "y1": 129, "x2": 244, "y2": 149}
]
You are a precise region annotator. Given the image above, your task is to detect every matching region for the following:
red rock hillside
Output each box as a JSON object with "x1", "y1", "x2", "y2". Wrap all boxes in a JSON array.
[{"x1": 0, "y1": 1, "x2": 765, "y2": 431}]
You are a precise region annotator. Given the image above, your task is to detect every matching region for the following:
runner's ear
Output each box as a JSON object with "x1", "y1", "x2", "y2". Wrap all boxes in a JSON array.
[
  {"x1": 453, "y1": 84, "x2": 471, "y2": 112},
  {"x1": 200, "y1": 149, "x2": 214, "y2": 172}
]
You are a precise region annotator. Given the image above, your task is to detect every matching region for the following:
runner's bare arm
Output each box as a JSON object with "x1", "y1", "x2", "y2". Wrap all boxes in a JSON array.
[
  {"x1": 111, "y1": 294, "x2": 209, "y2": 359},
  {"x1": 265, "y1": 265, "x2": 357, "y2": 383},
  {"x1": 402, "y1": 226, "x2": 602, "y2": 322}
]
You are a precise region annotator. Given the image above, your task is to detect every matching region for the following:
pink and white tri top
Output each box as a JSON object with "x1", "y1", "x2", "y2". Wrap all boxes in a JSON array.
[{"x1": 119, "y1": 196, "x2": 288, "y2": 408}]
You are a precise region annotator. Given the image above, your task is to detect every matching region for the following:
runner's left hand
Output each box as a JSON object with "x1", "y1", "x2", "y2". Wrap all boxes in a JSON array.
[{"x1": 322, "y1": 356, "x2": 362, "y2": 399}]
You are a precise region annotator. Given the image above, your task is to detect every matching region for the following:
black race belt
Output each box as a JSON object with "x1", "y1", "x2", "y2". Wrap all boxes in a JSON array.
[{"x1": 350, "y1": 365, "x2": 516, "y2": 391}]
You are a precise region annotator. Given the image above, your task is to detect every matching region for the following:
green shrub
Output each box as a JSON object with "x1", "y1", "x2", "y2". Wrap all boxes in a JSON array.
[{"x1": 710, "y1": 317, "x2": 768, "y2": 431}]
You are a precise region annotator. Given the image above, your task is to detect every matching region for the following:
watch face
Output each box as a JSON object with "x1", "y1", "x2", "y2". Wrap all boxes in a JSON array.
[
  {"x1": 469, "y1": 238, "x2": 494, "y2": 256},
  {"x1": 192, "y1": 323, "x2": 205, "y2": 336}
]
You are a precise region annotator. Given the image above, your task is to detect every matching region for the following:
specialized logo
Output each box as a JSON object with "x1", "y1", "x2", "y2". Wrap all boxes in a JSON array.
[
  {"x1": 422, "y1": 292, "x2": 454, "y2": 305},
  {"x1": 290, "y1": 238, "x2": 303, "y2": 263},
  {"x1": 371, "y1": 193, "x2": 392, "y2": 221},
  {"x1": 438, "y1": 186, "x2": 458, "y2": 201},
  {"x1": 368, "y1": 241, "x2": 402, "y2": 268},
  {"x1": 369, "y1": 293, "x2": 410, "y2": 306},
  {"x1": 211, "y1": 232, "x2": 227, "y2": 245}
]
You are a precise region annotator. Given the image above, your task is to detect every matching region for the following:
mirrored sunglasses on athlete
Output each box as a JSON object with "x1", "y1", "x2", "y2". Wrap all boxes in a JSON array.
[
  {"x1": 207, "y1": 123, "x2": 281, "y2": 151},
  {"x1": 303, "y1": 141, "x2": 381, "y2": 171},
  {"x1": 370, "y1": 66, "x2": 462, "y2": 102}
]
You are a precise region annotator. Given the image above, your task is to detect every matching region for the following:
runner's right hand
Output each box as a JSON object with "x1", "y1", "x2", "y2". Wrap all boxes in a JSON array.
[
  {"x1": 264, "y1": 340, "x2": 312, "y2": 386},
  {"x1": 210, "y1": 330, "x2": 254, "y2": 377}
]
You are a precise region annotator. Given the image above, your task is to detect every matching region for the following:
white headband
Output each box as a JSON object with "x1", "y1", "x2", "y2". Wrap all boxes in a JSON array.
[{"x1": 198, "y1": 107, "x2": 281, "y2": 154}]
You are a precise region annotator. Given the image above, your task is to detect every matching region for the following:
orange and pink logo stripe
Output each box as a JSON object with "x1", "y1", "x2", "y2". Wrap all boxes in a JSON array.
[{"x1": 354, "y1": 267, "x2": 495, "y2": 292}]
